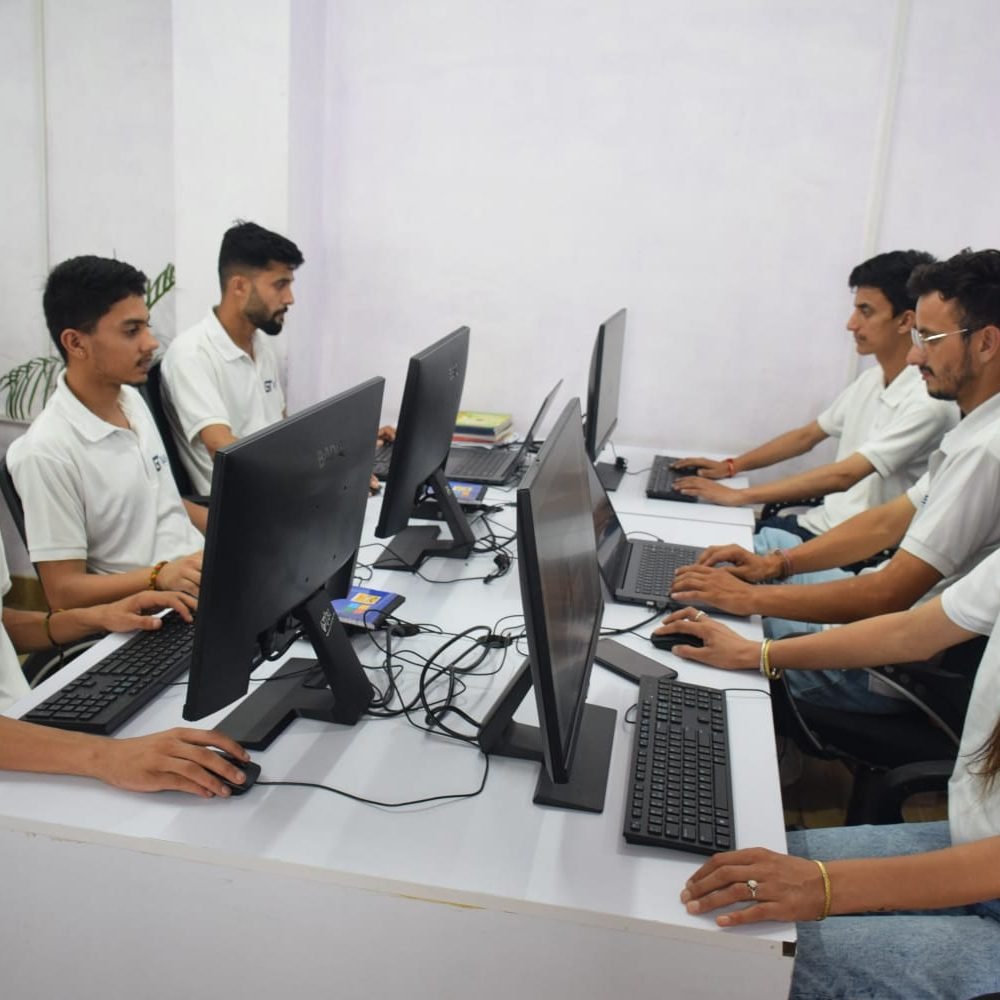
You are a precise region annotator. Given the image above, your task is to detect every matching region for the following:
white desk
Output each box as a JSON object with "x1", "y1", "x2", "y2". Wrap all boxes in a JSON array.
[
  {"x1": 597, "y1": 444, "x2": 757, "y2": 529},
  {"x1": 0, "y1": 500, "x2": 793, "y2": 1000}
]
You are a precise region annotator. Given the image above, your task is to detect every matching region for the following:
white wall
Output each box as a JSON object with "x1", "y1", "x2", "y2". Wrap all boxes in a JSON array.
[{"x1": 308, "y1": 0, "x2": 901, "y2": 458}]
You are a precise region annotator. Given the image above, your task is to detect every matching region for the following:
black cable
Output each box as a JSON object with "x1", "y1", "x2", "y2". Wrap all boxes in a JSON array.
[{"x1": 599, "y1": 606, "x2": 666, "y2": 636}]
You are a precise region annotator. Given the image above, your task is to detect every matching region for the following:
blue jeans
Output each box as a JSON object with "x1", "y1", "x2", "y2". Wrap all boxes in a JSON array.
[
  {"x1": 787, "y1": 823, "x2": 1000, "y2": 999},
  {"x1": 756, "y1": 513, "x2": 817, "y2": 543},
  {"x1": 753, "y1": 528, "x2": 913, "y2": 714}
]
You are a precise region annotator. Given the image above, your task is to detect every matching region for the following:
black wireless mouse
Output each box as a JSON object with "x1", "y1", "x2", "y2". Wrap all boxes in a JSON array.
[{"x1": 650, "y1": 631, "x2": 704, "y2": 651}]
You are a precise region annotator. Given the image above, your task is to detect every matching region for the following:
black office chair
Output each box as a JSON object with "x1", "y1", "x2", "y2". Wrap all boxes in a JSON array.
[
  {"x1": 137, "y1": 359, "x2": 207, "y2": 503},
  {"x1": 773, "y1": 634, "x2": 986, "y2": 825},
  {"x1": 0, "y1": 455, "x2": 27, "y2": 549}
]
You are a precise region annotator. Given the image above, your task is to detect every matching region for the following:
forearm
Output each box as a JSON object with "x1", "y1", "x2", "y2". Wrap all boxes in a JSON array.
[
  {"x1": 752, "y1": 573, "x2": 917, "y2": 624},
  {"x1": 184, "y1": 499, "x2": 208, "y2": 534},
  {"x1": 0, "y1": 717, "x2": 106, "y2": 778},
  {"x1": 827, "y1": 838, "x2": 1000, "y2": 914},
  {"x1": 769, "y1": 598, "x2": 972, "y2": 671},
  {"x1": 732, "y1": 424, "x2": 826, "y2": 474},
  {"x1": 41, "y1": 566, "x2": 152, "y2": 609},
  {"x1": 2, "y1": 606, "x2": 107, "y2": 652},
  {"x1": 778, "y1": 497, "x2": 914, "y2": 574},
  {"x1": 741, "y1": 458, "x2": 873, "y2": 507}
]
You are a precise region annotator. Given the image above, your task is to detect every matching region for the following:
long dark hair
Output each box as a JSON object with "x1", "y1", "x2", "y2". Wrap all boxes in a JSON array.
[{"x1": 972, "y1": 719, "x2": 1000, "y2": 787}]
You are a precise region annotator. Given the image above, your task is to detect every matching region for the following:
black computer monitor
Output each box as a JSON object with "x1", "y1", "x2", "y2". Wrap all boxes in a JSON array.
[
  {"x1": 182, "y1": 377, "x2": 384, "y2": 750},
  {"x1": 374, "y1": 327, "x2": 476, "y2": 572},
  {"x1": 584, "y1": 308, "x2": 627, "y2": 492},
  {"x1": 477, "y1": 398, "x2": 616, "y2": 812}
]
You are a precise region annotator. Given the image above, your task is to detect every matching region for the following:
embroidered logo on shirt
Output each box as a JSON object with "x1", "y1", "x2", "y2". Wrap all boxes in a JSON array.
[
  {"x1": 151, "y1": 453, "x2": 169, "y2": 472},
  {"x1": 263, "y1": 379, "x2": 276, "y2": 393}
]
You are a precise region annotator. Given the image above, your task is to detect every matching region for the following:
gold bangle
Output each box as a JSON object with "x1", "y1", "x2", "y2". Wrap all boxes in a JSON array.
[
  {"x1": 148, "y1": 560, "x2": 168, "y2": 590},
  {"x1": 759, "y1": 638, "x2": 782, "y2": 680},
  {"x1": 44, "y1": 608, "x2": 66, "y2": 648},
  {"x1": 814, "y1": 859, "x2": 832, "y2": 920}
]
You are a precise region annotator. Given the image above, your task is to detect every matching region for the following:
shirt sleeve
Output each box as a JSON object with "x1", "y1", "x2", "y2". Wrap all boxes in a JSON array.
[
  {"x1": 941, "y1": 548, "x2": 1000, "y2": 635},
  {"x1": 900, "y1": 446, "x2": 1000, "y2": 579},
  {"x1": 814, "y1": 379, "x2": 854, "y2": 438},
  {"x1": 161, "y1": 340, "x2": 233, "y2": 443},
  {"x1": 856, "y1": 399, "x2": 957, "y2": 479}
]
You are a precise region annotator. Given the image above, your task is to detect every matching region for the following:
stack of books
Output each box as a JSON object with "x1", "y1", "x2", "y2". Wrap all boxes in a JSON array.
[{"x1": 453, "y1": 409, "x2": 514, "y2": 445}]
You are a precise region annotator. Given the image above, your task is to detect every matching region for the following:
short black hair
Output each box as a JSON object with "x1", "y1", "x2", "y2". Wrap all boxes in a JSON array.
[
  {"x1": 848, "y1": 250, "x2": 936, "y2": 316},
  {"x1": 43, "y1": 256, "x2": 148, "y2": 361},
  {"x1": 907, "y1": 248, "x2": 1000, "y2": 332},
  {"x1": 218, "y1": 220, "x2": 304, "y2": 290}
]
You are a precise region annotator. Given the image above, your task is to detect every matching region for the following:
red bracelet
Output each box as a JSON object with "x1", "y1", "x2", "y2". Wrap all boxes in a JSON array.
[
  {"x1": 725, "y1": 458, "x2": 736, "y2": 477},
  {"x1": 148, "y1": 560, "x2": 168, "y2": 590}
]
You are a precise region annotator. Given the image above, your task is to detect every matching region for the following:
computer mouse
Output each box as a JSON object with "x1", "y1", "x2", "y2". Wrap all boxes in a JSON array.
[
  {"x1": 650, "y1": 631, "x2": 704, "y2": 651},
  {"x1": 211, "y1": 750, "x2": 261, "y2": 796}
]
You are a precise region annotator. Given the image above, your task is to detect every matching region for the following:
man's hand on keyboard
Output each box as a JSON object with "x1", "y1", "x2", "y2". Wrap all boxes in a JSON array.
[
  {"x1": 91, "y1": 591, "x2": 196, "y2": 635},
  {"x1": 154, "y1": 552, "x2": 202, "y2": 598},
  {"x1": 671, "y1": 457, "x2": 728, "y2": 479},
  {"x1": 673, "y1": 476, "x2": 746, "y2": 506},
  {"x1": 91, "y1": 727, "x2": 251, "y2": 797},
  {"x1": 671, "y1": 565, "x2": 758, "y2": 616},
  {"x1": 654, "y1": 608, "x2": 757, "y2": 669},
  {"x1": 681, "y1": 847, "x2": 829, "y2": 925},
  {"x1": 696, "y1": 544, "x2": 782, "y2": 582},
  {"x1": 377, "y1": 424, "x2": 396, "y2": 445}
]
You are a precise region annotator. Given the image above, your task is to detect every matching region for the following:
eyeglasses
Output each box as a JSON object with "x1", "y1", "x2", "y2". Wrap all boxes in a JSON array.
[{"x1": 910, "y1": 326, "x2": 971, "y2": 349}]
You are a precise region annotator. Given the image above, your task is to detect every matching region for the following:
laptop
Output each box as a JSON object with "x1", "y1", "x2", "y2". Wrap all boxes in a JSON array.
[
  {"x1": 443, "y1": 380, "x2": 562, "y2": 485},
  {"x1": 588, "y1": 461, "x2": 712, "y2": 610}
]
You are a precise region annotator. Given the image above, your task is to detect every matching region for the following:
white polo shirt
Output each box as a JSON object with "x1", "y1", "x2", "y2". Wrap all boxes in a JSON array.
[
  {"x1": 940, "y1": 549, "x2": 1000, "y2": 845},
  {"x1": 797, "y1": 364, "x2": 958, "y2": 535},
  {"x1": 6, "y1": 372, "x2": 202, "y2": 574},
  {"x1": 899, "y1": 391, "x2": 1000, "y2": 602},
  {"x1": 161, "y1": 310, "x2": 285, "y2": 494},
  {"x1": 0, "y1": 538, "x2": 30, "y2": 712}
]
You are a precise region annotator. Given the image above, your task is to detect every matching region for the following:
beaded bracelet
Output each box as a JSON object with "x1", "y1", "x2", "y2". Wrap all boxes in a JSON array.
[
  {"x1": 758, "y1": 638, "x2": 782, "y2": 680},
  {"x1": 148, "y1": 560, "x2": 168, "y2": 590},
  {"x1": 814, "y1": 859, "x2": 832, "y2": 920}
]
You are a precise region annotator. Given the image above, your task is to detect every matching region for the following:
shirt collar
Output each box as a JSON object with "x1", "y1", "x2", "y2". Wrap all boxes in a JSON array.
[
  {"x1": 939, "y1": 390, "x2": 1000, "y2": 453},
  {"x1": 205, "y1": 309, "x2": 257, "y2": 363},
  {"x1": 880, "y1": 363, "x2": 922, "y2": 406},
  {"x1": 50, "y1": 370, "x2": 130, "y2": 443}
]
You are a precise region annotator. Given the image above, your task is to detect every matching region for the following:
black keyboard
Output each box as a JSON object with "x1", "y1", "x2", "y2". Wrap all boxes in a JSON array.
[
  {"x1": 623, "y1": 674, "x2": 734, "y2": 855},
  {"x1": 22, "y1": 613, "x2": 194, "y2": 735},
  {"x1": 645, "y1": 455, "x2": 697, "y2": 502}
]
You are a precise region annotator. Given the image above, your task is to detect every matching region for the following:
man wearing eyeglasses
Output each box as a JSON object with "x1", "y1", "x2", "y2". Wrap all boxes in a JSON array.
[
  {"x1": 670, "y1": 248, "x2": 1000, "y2": 714},
  {"x1": 672, "y1": 250, "x2": 958, "y2": 541}
]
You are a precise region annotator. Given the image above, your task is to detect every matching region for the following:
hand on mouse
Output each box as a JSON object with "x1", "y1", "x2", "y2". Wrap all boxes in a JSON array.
[
  {"x1": 88, "y1": 727, "x2": 251, "y2": 797},
  {"x1": 654, "y1": 608, "x2": 759, "y2": 670}
]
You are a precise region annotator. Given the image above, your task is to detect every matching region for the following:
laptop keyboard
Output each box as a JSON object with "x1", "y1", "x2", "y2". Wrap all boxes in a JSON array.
[
  {"x1": 623, "y1": 674, "x2": 734, "y2": 855},
  {"x1": 633, "y1": 542, "x2": 703, "y2": 596},
  {"x1": 645, "y1": 455, "x2": 697, "y2": 502},
  {"x1": 445, "y1": 446, "x2": 519, "y2": 483}
]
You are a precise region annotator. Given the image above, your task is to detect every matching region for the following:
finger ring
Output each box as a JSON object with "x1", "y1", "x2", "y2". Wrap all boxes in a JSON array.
[
  {"x1": 746, "y1": 878, "x2": 759, "y2": 901},
  {"x1": 694, "y1": 610, "x2": 706, "y2": 621}
]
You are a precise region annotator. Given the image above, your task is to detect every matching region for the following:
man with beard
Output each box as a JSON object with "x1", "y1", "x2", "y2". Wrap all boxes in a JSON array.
[
  {"x1": 7, "y1": 256, "x2": 205, "y2": 609},
  {"x1": 668, "y1": 248, "x2": 1000, "y2": 714},
  {"x1": 161, "y1": 221, "x2": 305, "y2": 495}
]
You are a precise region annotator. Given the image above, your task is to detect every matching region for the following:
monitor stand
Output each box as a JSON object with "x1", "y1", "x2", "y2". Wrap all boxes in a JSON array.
[
  {"x1": 595, "y1": 460, "x2": 625, "y2": 492},
  {"x1": 477, "y1": 660, "x2": 616, "y2": 813},
  {"x1": 375, "y1": 467, "x2": 476, "y2": 571},
  {"x1": 218, "y1": 586, "x2": 373, "y2": 750}
]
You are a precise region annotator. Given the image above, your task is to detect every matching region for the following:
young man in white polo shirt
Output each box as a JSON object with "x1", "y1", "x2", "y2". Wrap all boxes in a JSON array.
[
  {"x1": 7, "y1": 256, "x2": 204, "y2": 610},
  {"x1": 160, "y1": 221, "x2": 304, "y2": 495},
  {"x1": 673, "y1": 250, "x2": 958, "y2": 540},
  {"x1": 0, "y1": 535, "x2": 250, "y2": 797},
  {"x1": 669, "y1": 248, "x2": 1000, "y2": 713}
]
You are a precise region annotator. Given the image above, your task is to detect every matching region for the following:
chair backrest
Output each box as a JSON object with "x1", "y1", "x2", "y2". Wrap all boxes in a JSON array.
[
  {"x1": 137, "y1": 358, "x2": 197, "y2": 499},
  {"x1": 0, "y1": 455, "x2": 27, "y2": 549}
]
